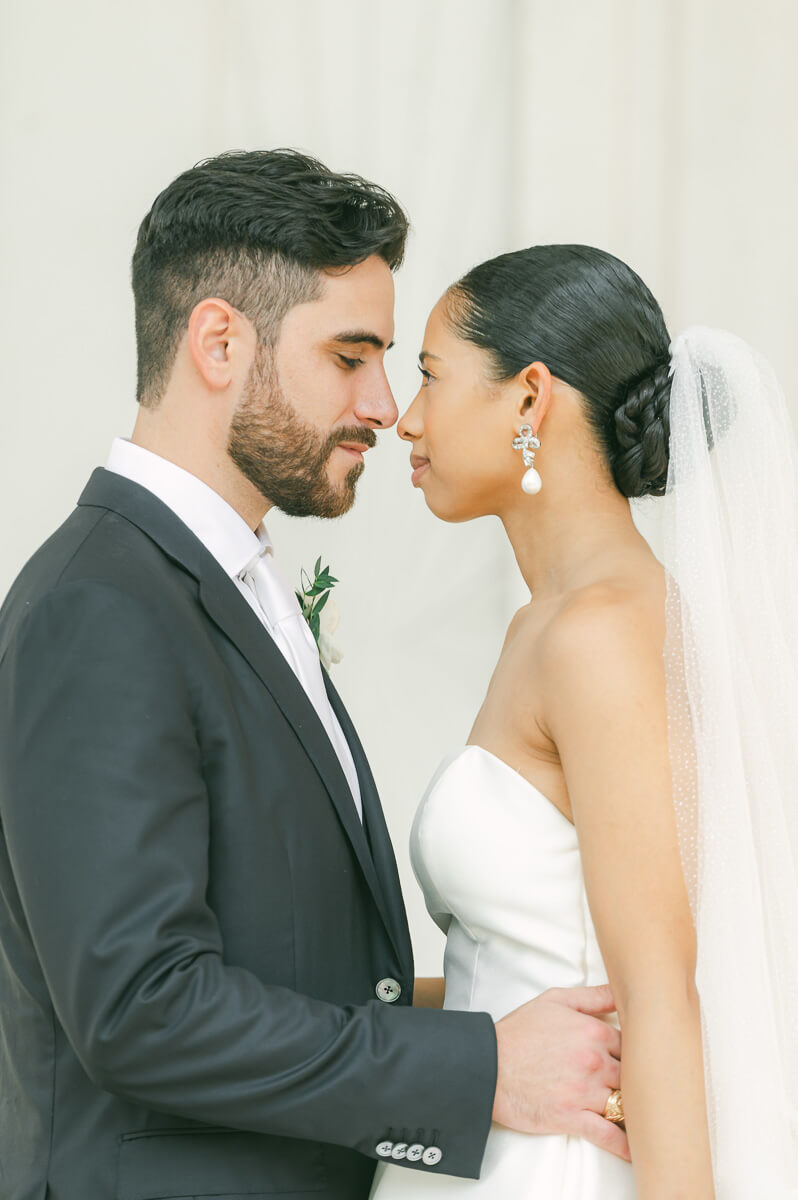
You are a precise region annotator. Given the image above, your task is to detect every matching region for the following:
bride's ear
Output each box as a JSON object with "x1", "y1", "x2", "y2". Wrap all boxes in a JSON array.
[{"x1": 515, "y1": 361, "x2": 553, "y2": 428}]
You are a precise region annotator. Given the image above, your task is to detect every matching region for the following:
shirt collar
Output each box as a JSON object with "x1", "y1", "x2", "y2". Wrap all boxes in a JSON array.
[{"x1": 105, "y1": 438, "x2": 271, "y2": 579}]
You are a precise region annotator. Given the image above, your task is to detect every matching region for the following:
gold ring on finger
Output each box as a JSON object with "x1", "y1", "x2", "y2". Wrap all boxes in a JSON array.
[{"x1": 602, "y1": 1088, "x2": 625, "y2": 1124}]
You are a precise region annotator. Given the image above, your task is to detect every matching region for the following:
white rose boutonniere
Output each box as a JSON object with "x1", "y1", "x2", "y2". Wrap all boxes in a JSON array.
[
  {"x1": 296, "y1": 557, "x2": 343, "y2": 672},
  {"x1": 317, "y1": 596, "x2": 343, "y2": 673}
]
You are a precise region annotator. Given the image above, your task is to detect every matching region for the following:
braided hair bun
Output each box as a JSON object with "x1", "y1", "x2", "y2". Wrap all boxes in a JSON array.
[{"x1": 611, "y1": 360, "x2": 672, "y2": 498}]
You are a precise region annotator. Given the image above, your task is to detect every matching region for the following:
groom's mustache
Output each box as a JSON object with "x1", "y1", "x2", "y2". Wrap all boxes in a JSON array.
[{"x1": 324, "y1": 425, "x2": 378, "y2": 455}]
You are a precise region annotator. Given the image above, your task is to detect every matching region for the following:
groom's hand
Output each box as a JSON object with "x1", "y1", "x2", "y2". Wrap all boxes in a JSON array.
[{"x1": 491, "y1": 984, "x2": 631, "y2": 1163}]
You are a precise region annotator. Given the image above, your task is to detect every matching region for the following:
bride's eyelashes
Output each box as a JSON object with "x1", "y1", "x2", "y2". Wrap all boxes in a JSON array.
[{"x1": 417, "y1": 365, "x2": 434, "y2": 386}]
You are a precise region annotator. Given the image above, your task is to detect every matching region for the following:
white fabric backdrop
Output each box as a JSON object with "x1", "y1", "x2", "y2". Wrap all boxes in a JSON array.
[{"x1": 1, "y1": 0, "x2": 796, "y2": 971}]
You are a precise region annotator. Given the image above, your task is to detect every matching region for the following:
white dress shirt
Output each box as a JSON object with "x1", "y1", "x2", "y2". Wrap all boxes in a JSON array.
[{"x1": 105, "y1": 438, "x2": 363, "y2": 821}]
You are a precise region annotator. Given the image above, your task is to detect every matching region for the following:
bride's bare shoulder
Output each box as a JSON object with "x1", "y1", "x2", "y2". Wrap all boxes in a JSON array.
[{"x1": 540, "y1": 559, "x2": 667, "y2": 692}]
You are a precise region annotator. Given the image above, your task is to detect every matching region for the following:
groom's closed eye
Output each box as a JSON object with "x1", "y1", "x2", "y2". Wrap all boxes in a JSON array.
[{"x1": 329, "y1": 332, "x2": 395, "y2": 372}]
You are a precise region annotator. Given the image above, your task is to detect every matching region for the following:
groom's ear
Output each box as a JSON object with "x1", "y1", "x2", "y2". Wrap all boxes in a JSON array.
[
  {"x1": 186, "y1": 298, "x2": 257, "y2": 393},
  {"x1": 516, "y1": 361, "x2": 553, "y2": 425}
]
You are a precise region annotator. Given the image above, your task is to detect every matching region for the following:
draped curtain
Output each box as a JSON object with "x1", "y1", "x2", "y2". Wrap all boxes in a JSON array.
[{"x1": 1, "y1": 0, "x2": 795, "y2": 970}]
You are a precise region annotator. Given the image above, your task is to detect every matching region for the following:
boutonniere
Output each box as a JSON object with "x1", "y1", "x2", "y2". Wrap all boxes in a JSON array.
[{"x1": 296, "y1": 557, "x2": 343, "y2": 672}]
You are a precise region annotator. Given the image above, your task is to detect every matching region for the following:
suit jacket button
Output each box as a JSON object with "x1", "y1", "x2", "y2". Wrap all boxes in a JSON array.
[
  {"x1": 406, "y1": 1143, "x2": 425, "y2": 1161},
  {"x1": 376, "y1": 1140, "x2": 394, "y2": 1158},
  {"x1": 422, "y1": 1146, "x2": 443, "y2": 1165},
  {"x1": 376, "y1": 977, "x2": 402, "y2": 1003},
  {"x1": 391, "y1": 1142, "x2": 408, "y2": 1159}
]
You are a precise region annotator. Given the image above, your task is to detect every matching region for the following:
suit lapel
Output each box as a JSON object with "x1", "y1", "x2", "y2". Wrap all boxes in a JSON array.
[
  {"x1": 323, "y1": 671, "x2": 415, "y2": 973},
  {"x1": 78, "y1": 469, "x2": 404, "y2": 963},
  {"x1": 198, "y1": 570, "x2": 405, "y2": 963}
]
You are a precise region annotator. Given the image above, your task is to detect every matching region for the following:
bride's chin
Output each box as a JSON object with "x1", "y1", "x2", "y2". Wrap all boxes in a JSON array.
[
  {"x1": 422, "y1": 493, "x2": 477, "y2": 525},
  {"x1": 412, "y1": 474, "x2": 471, "y2": 523}
]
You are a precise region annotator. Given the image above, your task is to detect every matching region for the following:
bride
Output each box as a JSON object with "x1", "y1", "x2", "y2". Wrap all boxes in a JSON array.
[{"x1": 370, "y1": 245, "x2": 798, "y2": 1197}]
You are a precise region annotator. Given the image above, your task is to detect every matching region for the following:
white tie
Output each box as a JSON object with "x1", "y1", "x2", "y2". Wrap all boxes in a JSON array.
[{"x1": 238, "y1": 546, "x2": 363, "y2": 822}]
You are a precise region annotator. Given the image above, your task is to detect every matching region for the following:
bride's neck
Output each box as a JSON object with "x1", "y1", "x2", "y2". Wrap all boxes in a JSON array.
[{"x1": 499, "y1": 479, "x2": 645, "y2": 601}]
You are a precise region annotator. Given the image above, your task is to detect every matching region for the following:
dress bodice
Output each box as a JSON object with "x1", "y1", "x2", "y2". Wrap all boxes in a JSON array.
[
  {"x1": 409, "y1": 745, "x2": 614, "y2": 1019},
  {"x1": 369, "y1": 745, "x2": 636, "y2": 1198}
]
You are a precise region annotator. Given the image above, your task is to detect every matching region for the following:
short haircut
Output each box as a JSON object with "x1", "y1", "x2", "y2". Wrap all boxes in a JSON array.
[{"x1": 131, "y1": 148, "x2": 409, "y2": 408}]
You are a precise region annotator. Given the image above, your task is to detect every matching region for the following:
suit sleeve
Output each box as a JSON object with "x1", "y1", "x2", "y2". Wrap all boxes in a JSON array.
[{"x1": 0, "y1": 580, "x2": 497, "y2": 1178}]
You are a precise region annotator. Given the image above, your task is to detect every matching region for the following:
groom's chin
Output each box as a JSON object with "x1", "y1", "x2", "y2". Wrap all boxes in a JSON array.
[
  {"x1": 323, "y1": 459, "x2": 364, "y2": 515},
  {"x1": 326, "y1": 467, "x2": 362, "y2": 518},
  {"x1": 293, "y1": 466, "x2": 363, "y2": 520}
]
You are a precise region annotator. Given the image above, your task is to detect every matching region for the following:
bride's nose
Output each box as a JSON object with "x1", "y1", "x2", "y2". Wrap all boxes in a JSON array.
[{"x1": 397, "y1": 391, "x2": 423, "y2": 442}]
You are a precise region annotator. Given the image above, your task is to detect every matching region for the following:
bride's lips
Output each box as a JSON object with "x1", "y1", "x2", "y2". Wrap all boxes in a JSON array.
[{"x1": 410, "y1": 454, "x2": 431, "y2": 486}]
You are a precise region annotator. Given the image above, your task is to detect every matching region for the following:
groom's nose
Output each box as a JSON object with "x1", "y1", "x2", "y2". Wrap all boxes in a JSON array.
[{"x1": 353, "y1": 371, "x2": 399, "y2": 429}]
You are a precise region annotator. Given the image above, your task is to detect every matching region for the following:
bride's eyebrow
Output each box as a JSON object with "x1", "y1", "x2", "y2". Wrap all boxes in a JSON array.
[{"x1": 418, "y1": 351, "x2": 442, "y2": 364}]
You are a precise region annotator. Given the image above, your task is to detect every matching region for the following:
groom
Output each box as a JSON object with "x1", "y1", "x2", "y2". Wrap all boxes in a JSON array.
[{"x1": 0, "y1": 150, "x2": 628, "y2": 1199}]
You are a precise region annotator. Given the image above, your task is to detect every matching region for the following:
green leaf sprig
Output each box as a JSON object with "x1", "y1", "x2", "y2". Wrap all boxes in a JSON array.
[{"x1": 295, "y1": 557, "x2": 338, "y2": 646}]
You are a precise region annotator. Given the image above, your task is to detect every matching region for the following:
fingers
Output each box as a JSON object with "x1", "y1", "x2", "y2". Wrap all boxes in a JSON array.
[
  {"x1": 603, "y1": 1024, "x2": 622, "y2": 1061},
  {"x1": 575, "y1": 1110, "x2": 632, "y2": 1164},
  {"x1": 601, "y1": 1054, "x2": 621, "y2": 1091},
  {"x1": 586, "y1": 1079, "x2": 620, "y2": 1120},
  {"x1": 550, "y1": 984, "x2": 616, "y2": 1014},
  {"x1": 596, "y1": 1021, "x2": 622, "y2": 1086}
]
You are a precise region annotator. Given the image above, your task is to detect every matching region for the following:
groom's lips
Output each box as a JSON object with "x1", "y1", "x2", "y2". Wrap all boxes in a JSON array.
[
  {"x1": 410, "y1": 454, "x2": 430, "y2": 486},
  {"x1": 337, "y1": 441, "x2": 371, "y2": 463}
]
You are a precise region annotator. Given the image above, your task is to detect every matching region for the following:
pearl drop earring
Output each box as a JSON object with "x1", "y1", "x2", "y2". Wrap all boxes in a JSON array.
[{"x1": 512, "y1": 425, "x2": 542, "y2": 494}]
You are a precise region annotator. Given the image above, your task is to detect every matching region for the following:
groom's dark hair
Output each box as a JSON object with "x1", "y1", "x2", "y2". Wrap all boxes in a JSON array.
[{"x1": 131, "y1": 148, "x2": 409, "y2": 408}]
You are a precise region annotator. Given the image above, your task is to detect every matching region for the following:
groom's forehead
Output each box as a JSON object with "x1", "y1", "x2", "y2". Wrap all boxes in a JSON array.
[
  {"x1": 272, "y1": 253, "x2": 396, "y2": 352},
  {"x1": 317, "y1": 254, "x2": 394, "y2": 312},
  {"x1": 300, "y1": 262, "x2": 395, "y2": 348}
]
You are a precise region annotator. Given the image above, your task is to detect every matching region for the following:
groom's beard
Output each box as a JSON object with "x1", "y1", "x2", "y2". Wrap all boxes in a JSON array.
[{"x1": 227, "y1": 347, "x2": 376, "y2": 518}]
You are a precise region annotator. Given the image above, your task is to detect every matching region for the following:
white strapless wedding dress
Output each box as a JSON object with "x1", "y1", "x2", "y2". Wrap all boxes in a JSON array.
[{"x1": 369, "y1": 745, "x2": 636, "y2": 1198}]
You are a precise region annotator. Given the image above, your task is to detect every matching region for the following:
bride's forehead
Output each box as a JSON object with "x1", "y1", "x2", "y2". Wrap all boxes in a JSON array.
[
  {"x1": 421, "y1": 300, "x2": 451, "y2": 348},
  {"x1": 421, "y1": 306, "x2": 487, "y2": 368}
]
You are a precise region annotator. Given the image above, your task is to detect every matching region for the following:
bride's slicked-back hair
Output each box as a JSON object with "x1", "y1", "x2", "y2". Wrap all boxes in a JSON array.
[
  {"x1": 445, "y1": 245, "x2": 673, "y2": 497},
  {"x1": 131, "y1": 148, "x2": 409, "y2": 409}
]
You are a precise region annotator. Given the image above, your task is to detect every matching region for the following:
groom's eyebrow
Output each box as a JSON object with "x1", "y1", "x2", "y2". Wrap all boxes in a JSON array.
[{"x1": 332, "y1": 330, "x2": 395, "y2": 351}]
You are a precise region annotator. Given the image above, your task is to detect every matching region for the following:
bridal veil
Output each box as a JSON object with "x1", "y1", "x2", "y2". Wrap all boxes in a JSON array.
[{"x1": 653, "y1": 327, "x2": 798, "y2": 1196}]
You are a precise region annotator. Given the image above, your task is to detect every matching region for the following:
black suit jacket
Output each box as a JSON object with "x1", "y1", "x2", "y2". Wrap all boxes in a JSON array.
[{"x1": 0, "y1": 469, "x2": 497, "y2": 1200}]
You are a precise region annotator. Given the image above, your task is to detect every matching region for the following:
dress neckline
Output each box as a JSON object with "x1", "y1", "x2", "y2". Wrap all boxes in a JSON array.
[{"x1": 459, "y1": 743, "x2": 576, "y2": 828}]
